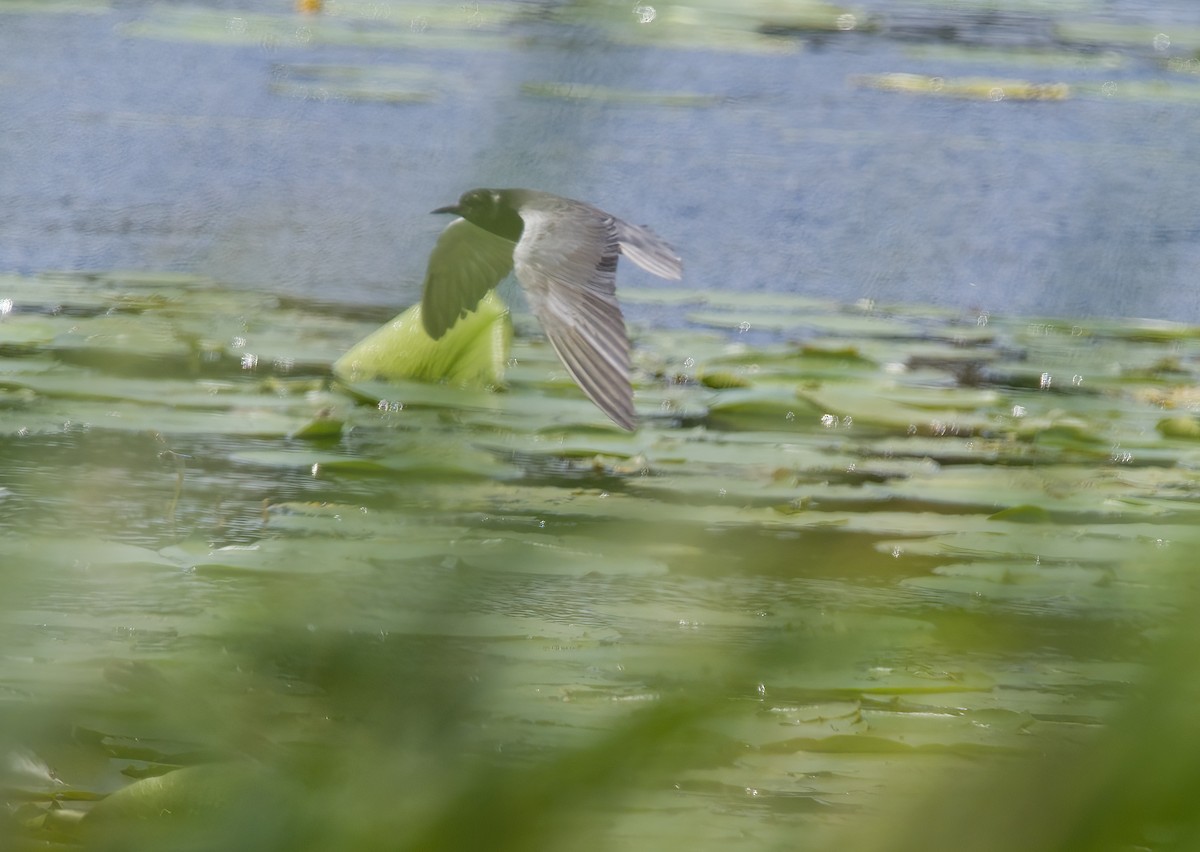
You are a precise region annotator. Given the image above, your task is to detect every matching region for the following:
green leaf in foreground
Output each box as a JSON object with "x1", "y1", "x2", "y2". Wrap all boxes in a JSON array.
[{"x1": 332, "y1": 292, "x2": 511, "y2": 388}]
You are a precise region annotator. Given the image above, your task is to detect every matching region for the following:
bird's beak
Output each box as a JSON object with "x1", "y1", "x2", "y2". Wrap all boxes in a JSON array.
[{"x1": 430, "y1": 204, "x2": 461, "y2": 215}]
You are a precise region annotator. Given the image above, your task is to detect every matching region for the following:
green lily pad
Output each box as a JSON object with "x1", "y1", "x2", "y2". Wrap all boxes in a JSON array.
[
  {"x1": 521, "y1": 82, "x2": 723, "y2": 108},
  {"x1": 270, "y1": 63, "x2": 446, "y2": 104},
  {"x1": 84, "y1": 762, "x2": 302, "y2": 847},
  {"x1": 1157, "y1": 416, "x2": 1200, "y2": 439},
  {"x1": 333, "y1": 292, "x2": 510, "y2": 388},
  {"x1": 0, "y1": 0, "x2": 107, "y2": 12},
  {"x1": 854, "y1": 73, "x2": 1071, "y2": 101},
  {"x1": 119, "y1": 4, "x2": 517, "y2": 51}
]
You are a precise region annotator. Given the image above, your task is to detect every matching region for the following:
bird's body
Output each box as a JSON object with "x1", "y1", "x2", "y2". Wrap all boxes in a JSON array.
[{"x1": 421, "y1": 188, "x2": 682, "y2": 430}]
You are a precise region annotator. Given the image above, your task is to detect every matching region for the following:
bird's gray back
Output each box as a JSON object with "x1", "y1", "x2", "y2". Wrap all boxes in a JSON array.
[{"x1": 507, "y1": 189, "x2": 682, "y2": 282}]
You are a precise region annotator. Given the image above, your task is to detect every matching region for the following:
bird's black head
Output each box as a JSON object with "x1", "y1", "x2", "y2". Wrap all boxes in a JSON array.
[{"x1": 432, "y1": 188, "x2": 524, "y2": 242}]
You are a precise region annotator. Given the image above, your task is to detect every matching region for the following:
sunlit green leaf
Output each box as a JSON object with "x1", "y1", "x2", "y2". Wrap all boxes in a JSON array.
[{"x1": 333, "y1": 291, "x2": 511, "y2": 388}]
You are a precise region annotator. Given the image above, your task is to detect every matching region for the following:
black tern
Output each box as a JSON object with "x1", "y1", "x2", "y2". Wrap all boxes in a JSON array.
[{"x1": 421, "y1": 188, "x2": 682, "y2": 431}]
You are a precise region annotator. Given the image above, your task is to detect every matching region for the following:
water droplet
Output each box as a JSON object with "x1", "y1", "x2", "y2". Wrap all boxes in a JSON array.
[
  {"x1": 835, "y1": 13, "x2": 856, "y2": 30},
  {"x1": 1072, "y1": 374, "x2": 1083, "y2": 387},
  {"x1": 0, "y1": 298, "x2": 12, "y2": 316},
  {"x1": 1012, "y1": 405, "x2": 1027, "y2": 418},
  {"x1": 738, "y1": 321, "x2": 751, "y2": 334},
  {"x1": 461, "y1": 2, "x2": 483, "y2": 27},
  {"x1": 633, "y1": 4, "x2": 656, "y2": 23},
  {"x1": 683, "y1": 357, "x2": 695, "y2": 368},
  {"x1": 240, "y1": 353, "x2": 258, "y2": 370},
  {"x1": 1153, "y1": 32, "x2": 1170, "y2": 51},
  {"x1": 785, "y1": 411, "x2": 795, "y2": 421},
  {"x1": 1039, "y1": 372, "x2": 1052, "y2": 390}
]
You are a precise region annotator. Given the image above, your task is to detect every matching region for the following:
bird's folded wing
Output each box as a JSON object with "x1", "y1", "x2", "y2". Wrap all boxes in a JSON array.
[
  {"x1": 421, "y1": 217, "x2": 516, "y2": 339},
  {"x1": 614, "y1": 219, "x2": 683, "y2": 281},
  {"x1": 513, "y1": 208, "x2": 637, "y2": 430}
]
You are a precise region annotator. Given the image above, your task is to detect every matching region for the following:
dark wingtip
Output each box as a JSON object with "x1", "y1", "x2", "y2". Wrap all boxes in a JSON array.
[
  {"x1": 613, "y1": 413, "x2": 638, "y2": 432},
  {"x1": 418, "y1": 304, "x2": 447, "y2": 340}
]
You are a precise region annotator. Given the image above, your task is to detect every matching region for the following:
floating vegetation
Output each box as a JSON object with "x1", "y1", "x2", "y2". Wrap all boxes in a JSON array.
[
  {"x1": 543, "y1": 1, "x2": 811, "y2": 54},
  {"x1": 1055, "y1": 20, "x2": 1200, "y2": 53},
  {"x1": 333, "y1": 290, "x2": 511, "y2": 387},
  {"x1": 0, "y1": 0, "x2": 107, "y2": 12},
  {"x1": 521, "y1": 81, "x2": 723, "y2": 107},
  {"x1": 269, "y1": 63, "x2": 448, "y2": 104},
  {"x1": 854, "y1": 72, "x2": 1071, "y2": 101},
  {"x1": 119, "y1": 3, "x2": 517, "y2": 51},
  {"x1": 1, "y1": 271, "x2": 1198, "y2": 850}
]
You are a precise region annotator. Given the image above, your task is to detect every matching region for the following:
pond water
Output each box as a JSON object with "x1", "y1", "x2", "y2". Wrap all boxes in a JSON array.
[
  {"x1": 3, "y1": 2, "x2": 1200, "y2": 850},
  {"x1": 4, "y1": 0, "x2": 1200, "y2": 321}
]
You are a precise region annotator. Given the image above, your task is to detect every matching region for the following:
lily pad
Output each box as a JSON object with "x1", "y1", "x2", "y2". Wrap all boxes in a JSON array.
[
  {"x1": 854, "y1": 73, "x2": 1070, "y2": 101},
  {"x1": 333, "y1": 292, "x2": 511, "y2": 388},
  {"x1": 521, "y1": 82, "x2": 723, "y2": 108}
]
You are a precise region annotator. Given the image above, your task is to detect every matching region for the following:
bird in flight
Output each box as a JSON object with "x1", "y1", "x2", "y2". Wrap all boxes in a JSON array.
[{"x1": 421, "y1": 188, "x2": 682, "y2": 431}]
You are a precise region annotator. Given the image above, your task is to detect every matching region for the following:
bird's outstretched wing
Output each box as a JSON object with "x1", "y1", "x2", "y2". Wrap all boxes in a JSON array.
[
  {"x1": 614, "y1": 219, "x2": 683, "y2": 281},
  {"x1": 513, "y1": 206, "x2": 636, "y2": 431},
  {"x1": 421, "y1": 218, "x2": 516, "y2": 339}
]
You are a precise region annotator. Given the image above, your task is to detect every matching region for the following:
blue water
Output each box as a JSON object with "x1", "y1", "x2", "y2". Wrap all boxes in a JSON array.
[{"x1": 3, "y1": 1, "x2": 1200, "y2": 324}]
